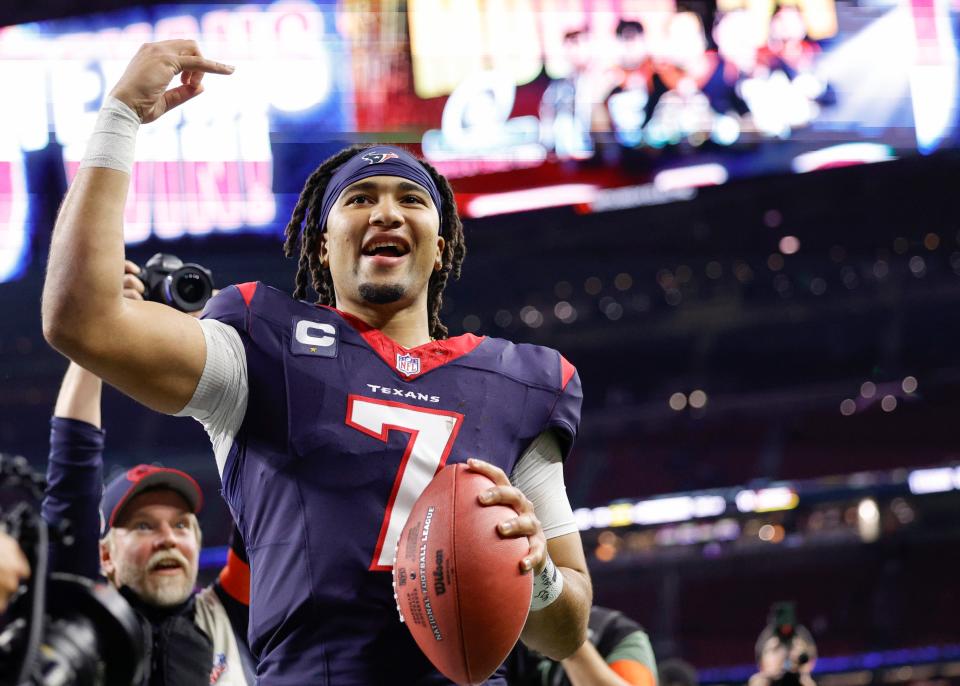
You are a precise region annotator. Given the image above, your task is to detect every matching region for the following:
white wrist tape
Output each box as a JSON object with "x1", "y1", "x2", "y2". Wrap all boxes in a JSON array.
[
  {"x1": 530, "y1": 553, "x2": 564, "y2": 612},
  {"x1": 79, "y1": 96, "x2": 140, "y2": 174}
]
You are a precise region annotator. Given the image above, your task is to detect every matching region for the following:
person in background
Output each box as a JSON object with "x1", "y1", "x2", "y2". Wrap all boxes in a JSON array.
[
  {"x1": 509, "y1": 605, "x2": 658, "y2": 686},
  {"x1": 540, "y1": 26, "x2": 598, "y2": 158},
  {"x1": 748, "y1": 621, "x2": 818, "y2": 686},
  {"x1": 603, "y1": 19, "x2": 666, "y2": 148},
  {"x1": 764, "y1": 5, "x2": 819, "y2": 74}
]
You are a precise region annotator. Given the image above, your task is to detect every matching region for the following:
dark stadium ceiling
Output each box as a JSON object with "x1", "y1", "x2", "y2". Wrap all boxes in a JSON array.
[{"x1": 0, "y1": 0, "x2": 181, "y2": 27}]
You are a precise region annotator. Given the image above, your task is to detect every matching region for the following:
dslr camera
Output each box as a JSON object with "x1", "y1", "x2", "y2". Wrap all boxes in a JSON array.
[
  {"x1": 0, "y1": 454, "x2": 145, "y2": 686},
  {"x1": 138, "y1": 253, "x2": 214, "y2": 313}
]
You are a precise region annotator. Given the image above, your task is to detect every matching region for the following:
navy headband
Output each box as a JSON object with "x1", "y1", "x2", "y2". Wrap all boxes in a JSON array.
[{"x1": 318, "y1": 146, "x2": 444, "y2": 235}]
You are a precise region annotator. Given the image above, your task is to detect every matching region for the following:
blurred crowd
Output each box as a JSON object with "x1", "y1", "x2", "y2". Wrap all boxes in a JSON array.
[{"x1": 540, "y1": 6, "x2": 836, "y2": 156}]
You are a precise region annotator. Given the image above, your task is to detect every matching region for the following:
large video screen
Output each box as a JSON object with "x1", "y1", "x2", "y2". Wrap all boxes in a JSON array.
[
  {"x1": 0, "y1": 0, "x2": 957, "y2": 283},
  {"x1": 365, "y1": 0, "x2": 959, "y2": 195}
]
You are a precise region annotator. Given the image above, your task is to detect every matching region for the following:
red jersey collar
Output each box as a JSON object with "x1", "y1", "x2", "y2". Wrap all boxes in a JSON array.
[{"x1": 319, "y1": 305, "x2": 484, "y2": 380}]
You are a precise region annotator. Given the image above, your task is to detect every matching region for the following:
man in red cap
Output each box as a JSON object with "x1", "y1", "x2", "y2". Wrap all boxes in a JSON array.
[{"x1": 98, "y1": 460, "x2": 204, "y2": 609}]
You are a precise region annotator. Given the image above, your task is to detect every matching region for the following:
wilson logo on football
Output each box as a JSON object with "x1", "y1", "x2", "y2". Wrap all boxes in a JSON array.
[{"x1": 396, "y1": 353, "x2": 421, "y2": 375}]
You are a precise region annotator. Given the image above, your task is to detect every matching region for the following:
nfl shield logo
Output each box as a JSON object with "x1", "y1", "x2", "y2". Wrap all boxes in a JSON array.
[{"x1": 396, "y1": 353, "x2": 421, "y2": 375}]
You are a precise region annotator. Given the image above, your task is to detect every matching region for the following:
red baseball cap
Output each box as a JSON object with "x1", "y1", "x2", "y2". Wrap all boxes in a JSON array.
[{"x1": 100, "y1": 464, "x2": 203, "y2": 535}]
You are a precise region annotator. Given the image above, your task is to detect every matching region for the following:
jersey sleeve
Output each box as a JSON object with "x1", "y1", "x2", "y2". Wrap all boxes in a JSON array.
[
  {"x1": 607, "y1": 630, "x2": 658, "y2": 686},
  {"x1": 511, "y1": 431, "x2": 577, "y2": 539},
  {"x1": 175, "y1": 284, "x2": 254, "y2": 477},
  {"x1": 41, "y1": 417, "x2": 105, "y2": 579},
  {"x1": 216, "y1": 523, "x2": 250, "y2": 608},
  {"x1": 596, "y1": 610, "x2": 659, "y2": 686},
  {"x1": 547, "y1": 355, "x2": 583, "y2": 458}
]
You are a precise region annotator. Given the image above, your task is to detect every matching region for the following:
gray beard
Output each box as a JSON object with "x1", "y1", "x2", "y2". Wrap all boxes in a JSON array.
[
  {"x1": 116, "y1": 565, "x2": 194, "y2": 608},
  {"x1": 359, "y1": 283, "x2": 405, "y2": 304}
]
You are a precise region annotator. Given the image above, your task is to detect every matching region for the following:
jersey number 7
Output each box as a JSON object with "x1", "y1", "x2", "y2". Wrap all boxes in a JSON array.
[{"x1": 346, "y1": 395, "x2": 464, "y2": 571}]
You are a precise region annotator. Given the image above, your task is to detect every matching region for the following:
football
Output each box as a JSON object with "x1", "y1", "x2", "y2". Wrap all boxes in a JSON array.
[{"x1": 393, "y1": 463, "x2": 533, "y2": 685}]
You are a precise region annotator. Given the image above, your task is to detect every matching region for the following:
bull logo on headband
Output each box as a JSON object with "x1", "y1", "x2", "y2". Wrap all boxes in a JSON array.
[{"x1": 361, "y1": 151, "x2": 400, "y2": 165}]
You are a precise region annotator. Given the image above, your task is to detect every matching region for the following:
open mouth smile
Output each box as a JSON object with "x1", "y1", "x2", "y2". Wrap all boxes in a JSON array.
[{"x1": 361, "y1": 237, "x2": 411, "y2": 266}]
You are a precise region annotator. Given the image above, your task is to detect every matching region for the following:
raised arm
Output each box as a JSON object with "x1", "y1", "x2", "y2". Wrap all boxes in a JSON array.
[
  {"x1": 54, "y1": 362, "x2": 104, "y2": 428},
  {"x1": 42, "y1": 40, "x2": 234, "y2": 414},
  {"x1": 44, "y1": 361, "x2": 107, "y2": 579}
]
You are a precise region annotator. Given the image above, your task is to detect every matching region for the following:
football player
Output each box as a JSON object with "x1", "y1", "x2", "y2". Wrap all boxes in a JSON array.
[{"x1": 43, "y1": 40, "x2": 592, "y2": 685}]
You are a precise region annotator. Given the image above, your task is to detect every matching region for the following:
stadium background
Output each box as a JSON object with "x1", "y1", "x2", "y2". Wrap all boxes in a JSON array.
[{"x1": 0, "y1": 0, "x2": 959, "y2": 684}]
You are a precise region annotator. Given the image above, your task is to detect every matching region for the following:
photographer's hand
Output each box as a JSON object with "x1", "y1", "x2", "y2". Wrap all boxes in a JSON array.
[
  {"x1": 0, "y1": 531, "x2": 30, "y2": 613},
  {"x1": 122, "y1": 259, "x2": 145, "y2": 301}
]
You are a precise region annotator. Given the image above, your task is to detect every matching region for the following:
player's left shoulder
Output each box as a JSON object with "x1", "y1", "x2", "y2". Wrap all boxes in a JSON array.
[{"x1": 464, "y1": 335, "x2": 577, "y2": 393}]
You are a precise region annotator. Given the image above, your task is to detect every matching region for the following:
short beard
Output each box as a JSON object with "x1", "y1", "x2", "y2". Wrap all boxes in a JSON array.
[
  {"x1": 114, "y1": 551, "x2": 197, "y2": 608},
  {"x1": 142, "y1": 576, "x2": 194, "y2": 607},
  {"x1": 359, "y1": 283, "x2": 405, "y2": 305},
  {"x1": 117, "y1": 565, "x2": 194, "y2": 607}
]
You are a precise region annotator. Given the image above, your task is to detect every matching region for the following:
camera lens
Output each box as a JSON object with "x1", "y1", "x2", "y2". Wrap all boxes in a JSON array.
[
  {"x1": 176, "y1": 273, "x2": 204, "y2": 303},
  {"x1": 164, "y1": 265, "x2": 214, "y2": 313}
]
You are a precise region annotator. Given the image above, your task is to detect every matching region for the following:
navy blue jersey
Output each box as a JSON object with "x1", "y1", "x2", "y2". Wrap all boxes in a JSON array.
[{"x1": 201, "y1": 282, "x2": 582, "y2": 686}]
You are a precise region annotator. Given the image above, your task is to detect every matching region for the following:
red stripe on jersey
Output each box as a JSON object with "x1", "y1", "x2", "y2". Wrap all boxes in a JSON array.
[
  {"x1": 321, "y1": 306, "x2": 485, "y2": 380},
  {"x1": 218, "y1": 548, "x2": 250, "y2": 606},
  {"x1": 236, "y1": 281, "x2": 258, "y2": 307},
  {"x1": 560, "y1": 355, "x2": 576, "y2": 390}
]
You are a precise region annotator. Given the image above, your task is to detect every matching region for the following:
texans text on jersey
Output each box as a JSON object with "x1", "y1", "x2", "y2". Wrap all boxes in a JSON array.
[{"x1": 366, "y1": 384, "x2": 440, "y2": 403}]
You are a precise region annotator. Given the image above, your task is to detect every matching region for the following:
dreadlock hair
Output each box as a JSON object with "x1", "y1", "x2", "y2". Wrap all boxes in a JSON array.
[{"x1": 282, "y1": 144, "x2": 466, "y2": 340}]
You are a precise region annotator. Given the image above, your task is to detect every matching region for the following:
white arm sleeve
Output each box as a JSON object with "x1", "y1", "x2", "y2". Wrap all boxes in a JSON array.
[
  {"x1": 510, "y1": 431, "x2": 578, "y2": 539},
  {"x1": 174, "y1": 319, "x2": 249, "y2": 477}
]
